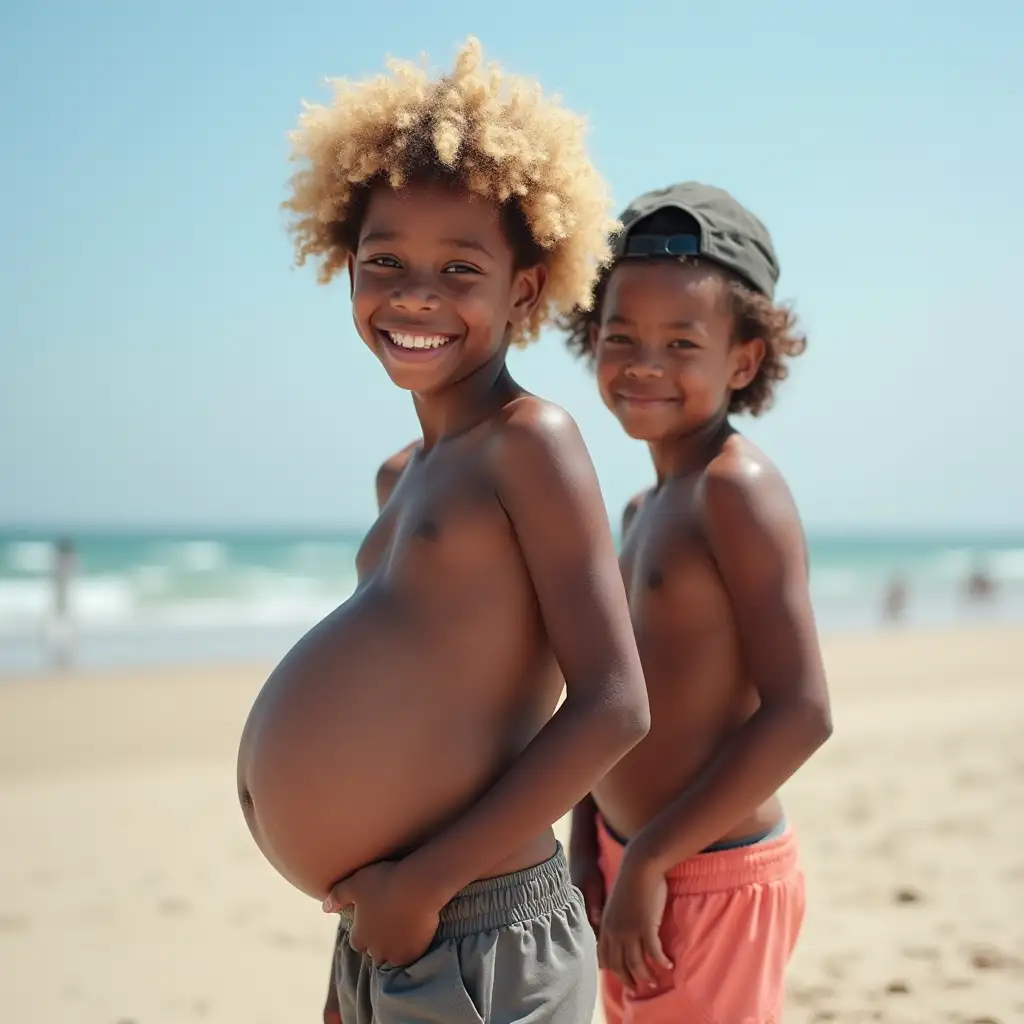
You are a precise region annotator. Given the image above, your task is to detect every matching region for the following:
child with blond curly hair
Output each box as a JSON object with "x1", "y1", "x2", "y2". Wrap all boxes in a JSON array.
[{"x1": 235, "y1": 38, "x2": 650, "y2": 1024}]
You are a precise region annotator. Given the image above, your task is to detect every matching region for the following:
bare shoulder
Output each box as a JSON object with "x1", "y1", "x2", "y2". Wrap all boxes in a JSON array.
[
  {"x1": 700, "y1": 436, "x2": 797, "y2": 518},
  {"x1": 697, "y1": 435, "x2": 806, "y2": 566},
  {"x1": 375, "y1": 440, "x2": 420, "y2": 509},
  {"x1": 490, "y1": 394, "x2": 589, "y2": 470},
  {"x1": 622, "y1": 489, "x2": 651, "y2": 538},
  {"x1": 486, "y1": 394, "x2": 608, "y2": 535}
]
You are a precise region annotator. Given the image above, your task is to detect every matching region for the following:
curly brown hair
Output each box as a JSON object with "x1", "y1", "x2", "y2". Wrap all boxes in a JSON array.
[
  {"x1": 283, "y1": 37, "x2": 618, "y2": 346},
  {"x1": 560, "y1": 209, "x2": 806, "y2": 415}
]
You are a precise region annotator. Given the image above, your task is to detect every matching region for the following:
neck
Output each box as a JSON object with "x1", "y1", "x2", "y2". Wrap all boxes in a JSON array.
[
  {"x1": 648, "y1": 408, "x2": 734, "y2": 483},
  {"x1": 412, "y1": 350, "x2": 517, "y2": 448}
]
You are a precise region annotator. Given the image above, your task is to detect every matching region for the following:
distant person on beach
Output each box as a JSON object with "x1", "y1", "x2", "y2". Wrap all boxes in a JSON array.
[
  {"x1": 562, "y1": 183, "x2": 833, "y2": 1024},
  {"x1": 965, "y1": 565, "x2": 995, "y2": 603},
  {"x1": 883, "y1": 574, "x2": 908, "y2": 623},
  {"x1": 236, "y1": 38, "x2": 649, "y2": 1024},
  {"x1": 47, "y1": 536, "x2": 77, "y2": 668}
]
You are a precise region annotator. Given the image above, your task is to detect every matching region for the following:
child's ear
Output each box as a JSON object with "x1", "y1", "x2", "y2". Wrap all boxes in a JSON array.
[
  {"x1": 346, "y1": 255, "x2": 356, "y2": 298},
  {"x1": 588, "y1": 322, "x2": 600, "y2": 352},
  {"x1": 507, "y1": 264, "x2": 548, "y2": 327},
  {"x1": 729, "y1": 337, "x2": 766, "y2": 391}
]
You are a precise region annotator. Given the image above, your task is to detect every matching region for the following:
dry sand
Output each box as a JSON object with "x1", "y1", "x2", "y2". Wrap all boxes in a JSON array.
[{"x1": 1, "y1": 625, "x2": 1022, "y2": 1024}]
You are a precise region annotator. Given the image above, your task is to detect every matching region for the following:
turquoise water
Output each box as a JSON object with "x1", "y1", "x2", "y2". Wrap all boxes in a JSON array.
[{"x1": 2, "y1": 528, "x2": 1022, "y2": 673}]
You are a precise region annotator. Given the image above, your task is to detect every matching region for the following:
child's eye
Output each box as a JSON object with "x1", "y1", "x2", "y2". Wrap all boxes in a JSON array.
[
  {"x1": 442, "y1": 262, "x2": 481, "y2": 274},
  {"x1": 365, "y1": 255, "x2": 402, "y2": 268},
  {"x1": 603, "y1": 334, "x2": 633, "y2": 345},
  {"x1": 668, "y1": 339, "x2": 697, "y2": 350}
]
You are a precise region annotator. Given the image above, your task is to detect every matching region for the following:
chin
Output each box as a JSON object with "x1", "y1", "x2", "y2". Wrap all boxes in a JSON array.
[
  {"x1": 610, "y1": 410, "x2": 675, "y2": 443},
  {"x1": 628, "y1": 427, "x2": 670, "y2": 443}
]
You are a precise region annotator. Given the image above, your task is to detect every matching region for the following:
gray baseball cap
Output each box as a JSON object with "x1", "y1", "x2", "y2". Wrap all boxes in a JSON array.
[{"x1": 613, "y1": 182, "x2": 779, "y2": 298}]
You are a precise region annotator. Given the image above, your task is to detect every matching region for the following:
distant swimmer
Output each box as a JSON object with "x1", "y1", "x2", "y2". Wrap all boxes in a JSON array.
[{"x1": 47, "y1": 536, "x2": 77, "y2": 669}]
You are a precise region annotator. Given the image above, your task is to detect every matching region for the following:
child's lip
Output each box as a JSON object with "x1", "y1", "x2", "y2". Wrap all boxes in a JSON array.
[{"x1": 615, "y1": 391, "x2": 680, "y2": 403}]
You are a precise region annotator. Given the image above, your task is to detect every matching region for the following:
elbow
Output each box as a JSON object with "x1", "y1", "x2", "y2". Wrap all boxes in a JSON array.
[
  {"x1": 566, "y1": 673, "x2": 651, "y2": 753},
  {"x1": 798, "y1": 693, "x2": 833, "y2": 750},
  {"x1": 609, "y1": 674, "x2": 652, "y2": 747}
]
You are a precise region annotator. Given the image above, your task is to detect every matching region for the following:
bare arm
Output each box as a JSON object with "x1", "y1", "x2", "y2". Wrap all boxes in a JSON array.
[
  {"x1": 403, "y1": 404, "x2": 650, "y2": 903},
  {"x1": 570, "y1": 491, "x2": 645, "y2": 860},
  {"x1": 628, "y1": 457, "x2": 832, "y2": 872}
]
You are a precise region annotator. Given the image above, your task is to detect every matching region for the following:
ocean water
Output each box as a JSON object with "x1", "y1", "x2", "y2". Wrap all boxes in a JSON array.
[{"x1": 1, "y1": 528, "x2": 1022, "y2": 675}]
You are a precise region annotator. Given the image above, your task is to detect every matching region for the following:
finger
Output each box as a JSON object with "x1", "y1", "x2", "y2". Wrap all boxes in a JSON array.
[
  {"x1": 643, "y1": 927, "x2": 674, "y2": 973},
  {"x1": 322, "y1": 881, "x2": 354, "y2": 913},
  {"x1": 623, "y1": 936, "x2": 653, "y2": 991},
  {"x1": 347, "y1": 923, "x2": 368, "y2": 954}
]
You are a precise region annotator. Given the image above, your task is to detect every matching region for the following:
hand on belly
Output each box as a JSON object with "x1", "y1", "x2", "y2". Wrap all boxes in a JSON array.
[{"x1": 322, "y1": 860, "x2": 441, "y2": 967}]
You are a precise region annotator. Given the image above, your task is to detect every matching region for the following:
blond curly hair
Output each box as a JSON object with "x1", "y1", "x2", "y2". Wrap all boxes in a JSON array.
[{"x1": 283, "y1": 37, "x2": 618, "y2": 345}]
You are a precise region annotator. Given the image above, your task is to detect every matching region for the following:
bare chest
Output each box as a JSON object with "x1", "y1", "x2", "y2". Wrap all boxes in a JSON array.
[
  {"x1": 620, "y1": 493, "x2": 732, "y2": 633},
  {"x1": 355, "y1": 451, "x2": 523, "y2": 596}
]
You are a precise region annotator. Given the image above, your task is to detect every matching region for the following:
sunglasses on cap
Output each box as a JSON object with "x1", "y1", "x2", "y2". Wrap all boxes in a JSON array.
[{"x1": 622, "y1": 233, "x2": 701, "y2": 258}]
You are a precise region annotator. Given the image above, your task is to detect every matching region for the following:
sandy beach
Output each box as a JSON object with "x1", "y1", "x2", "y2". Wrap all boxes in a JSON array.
[{"x1": 1, "y1": 624, "x2": 1022, "y2": 1024}]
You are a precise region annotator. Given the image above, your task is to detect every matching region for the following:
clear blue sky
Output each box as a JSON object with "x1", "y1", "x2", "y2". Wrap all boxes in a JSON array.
[{"x1": 3, "y1": 0, "x2": 1022, "y2": 532}]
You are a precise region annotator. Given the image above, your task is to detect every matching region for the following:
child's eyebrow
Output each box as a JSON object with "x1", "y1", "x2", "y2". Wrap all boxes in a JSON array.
[
  {"x1": 605, "y1": 312, "x2": 702, "y2": 331},
  {"x1": 441, "y1": 237, "x2": 495, "y2": 259},
  {"x1": 359, "y1": 229, "x2": 494, "y2": 260},
  {"x1": 360, "y1": 229, "x2": 400, "y2": 246}
]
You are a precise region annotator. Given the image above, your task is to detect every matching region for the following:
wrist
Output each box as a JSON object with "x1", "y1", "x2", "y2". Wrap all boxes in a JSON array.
[
  {"x1": 398, "y1": 843, "x2": 459, "y2": 912},
  {"x1": 623, "y1": 830, "x2": 670, "y2": 877}
]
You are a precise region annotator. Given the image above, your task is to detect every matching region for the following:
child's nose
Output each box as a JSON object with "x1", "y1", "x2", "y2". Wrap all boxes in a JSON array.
[
  {"x1": 624, "y1": 355, "x2": 664, "y2": 378},
  {"x1": 390, "y1": 284, "x2": 441, "y2": 313}
]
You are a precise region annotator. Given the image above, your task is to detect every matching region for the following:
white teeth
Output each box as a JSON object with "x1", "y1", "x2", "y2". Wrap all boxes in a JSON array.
[{"x1": 387, "y1": 332, "x2": 452, "y2": 350}]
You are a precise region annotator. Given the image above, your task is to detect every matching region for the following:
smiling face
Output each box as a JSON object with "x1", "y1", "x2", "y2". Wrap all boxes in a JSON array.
[
  {"x1": 593, "y1": 260, "x2": 764, "y2": 442},
  {"x1": 348, "y1": 182, "x2": 546, "y2": 394}
]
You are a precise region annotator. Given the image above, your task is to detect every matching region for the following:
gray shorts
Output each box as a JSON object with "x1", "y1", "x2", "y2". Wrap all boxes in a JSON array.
[{"x1": 333, "y1": 844, "x2": 596, "y2": 1024}]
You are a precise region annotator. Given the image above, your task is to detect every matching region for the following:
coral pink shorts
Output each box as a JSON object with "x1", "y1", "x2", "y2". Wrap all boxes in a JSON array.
[{"x1": 597, "y1": 815, "x2": 805, "y2": 1024}]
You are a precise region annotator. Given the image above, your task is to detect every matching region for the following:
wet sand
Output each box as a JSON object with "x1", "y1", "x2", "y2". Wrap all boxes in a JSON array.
[{"x1": 1, "y1": 624, "x2": 1022, "y2": 1023}]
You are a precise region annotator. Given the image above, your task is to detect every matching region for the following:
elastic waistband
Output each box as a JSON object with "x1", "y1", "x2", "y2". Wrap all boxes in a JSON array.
[
  {"x1": 597, "y1": 816, "x2": 800, "y2": 896},
  {"x1": 337, "y1": 843, "x2": 576, "y2": 940},
  {"x1": 663, "y1": 828, "x2": 799, "y2": 894}
]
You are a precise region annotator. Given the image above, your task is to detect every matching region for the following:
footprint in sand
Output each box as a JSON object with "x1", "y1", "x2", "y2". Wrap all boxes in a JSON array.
[
  {"x1": 0, "y1": 913, "x2": 29, "y2": 933},
  {"x1": 884, "y1": 979, "x2": 911, "y2": 995},
  {"x1": 157, "y1": 897, "x2": 190, "y2": 917},
  {"x1": 953, "y1": 769, "x2": 991, "y2": 790},
  {"x1": 967, "y1": 945, "x2": 1021, "y2": 972},
  {"x1": 822, "y1": 956, "x2": 851, "y2": 981},
  {"x1": 844, "y1": 800, "x2": 872, "y2": 825},
  {"x1": 893, "y1": 885, "x2": 925, "y2": 905},
  {"x1": 789, "y1": 983, "x2": 837, "y2": 1006}
]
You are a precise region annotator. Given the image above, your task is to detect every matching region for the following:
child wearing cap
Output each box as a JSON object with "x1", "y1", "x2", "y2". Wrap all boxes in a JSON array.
[{"x1": 563, "y1": 182, "x2": 832, "y2": 1024}]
